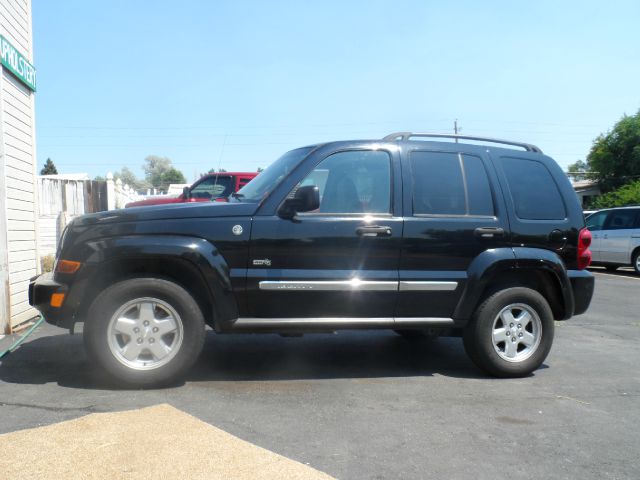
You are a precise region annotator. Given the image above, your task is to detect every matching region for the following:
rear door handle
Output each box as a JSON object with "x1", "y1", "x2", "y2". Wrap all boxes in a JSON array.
[
  {"x1": 474, "y1": 227, "x2": 504, "y2": 239},
  {"x1": 356, "y1": 226, "x2": 392, "y2": 237}
]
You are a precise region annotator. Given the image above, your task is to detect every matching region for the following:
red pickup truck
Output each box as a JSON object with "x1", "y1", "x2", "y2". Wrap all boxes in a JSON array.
[{"x1": 125, "y1": 172, "x2": 258, "y2": 208}]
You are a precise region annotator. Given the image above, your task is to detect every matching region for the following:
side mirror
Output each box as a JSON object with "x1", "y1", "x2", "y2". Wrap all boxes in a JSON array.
[
  {"x1": 278, "y1": 185, "x2": 320, "y2": 219},
  {"x1": 182, "y1": 186, "x2": 191, "y2": 199}
]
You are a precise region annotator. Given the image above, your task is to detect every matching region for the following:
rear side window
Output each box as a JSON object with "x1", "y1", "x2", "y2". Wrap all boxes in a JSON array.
[
  {"x1": 410, "y1": 151, "x2": 494, "y2": 216},
  {"x1": 604, "y1": 209, "x2": 639, "y2": 230},
  {"x1": 500, "y1": 158, "x2": 566, "y2": 220}
]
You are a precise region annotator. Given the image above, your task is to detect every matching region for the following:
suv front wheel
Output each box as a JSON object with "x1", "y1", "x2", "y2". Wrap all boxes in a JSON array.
[
  {"x1": 463, "y1": 287, "x2": 554, "y2": 378},
  {"x1": 83, "y1": 278, "x2": 206, "y2": 387}
]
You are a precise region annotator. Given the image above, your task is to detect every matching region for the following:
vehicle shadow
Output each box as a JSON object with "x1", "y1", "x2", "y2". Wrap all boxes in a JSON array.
[
  {"x1": 0, "y1": 329, "x2": 506, "y2": 390},
  {"x1": 588, "y1": 266, "x2": 638, "y2": 279}
]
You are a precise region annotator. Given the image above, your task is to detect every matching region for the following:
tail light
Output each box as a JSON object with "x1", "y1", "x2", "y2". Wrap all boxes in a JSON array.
[{"x1": 577, "y1": 228, "x2": 592, "y2": 270}]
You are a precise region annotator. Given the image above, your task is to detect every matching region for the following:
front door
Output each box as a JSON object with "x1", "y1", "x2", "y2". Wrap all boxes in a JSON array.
[
  {"x1": 586, "y1": 210, "x2": 608, "y2": 261},
  {"x1": 247, "y1": 148, "x2": 402, "y2": 318}
]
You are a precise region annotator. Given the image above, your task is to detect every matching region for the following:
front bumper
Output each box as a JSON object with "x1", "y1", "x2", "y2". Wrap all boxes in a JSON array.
[
  {"x1": 567, "y1": 269, "x2": 595, "y2": 316},
  {"x1": 28, "y1": 273, "x2": 73, "y2": 327}
]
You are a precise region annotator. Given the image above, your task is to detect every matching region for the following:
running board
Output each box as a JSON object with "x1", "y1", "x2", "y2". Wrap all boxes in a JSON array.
[{"x1": 230, "y1": 317, "x2": 455, "y2": 332}]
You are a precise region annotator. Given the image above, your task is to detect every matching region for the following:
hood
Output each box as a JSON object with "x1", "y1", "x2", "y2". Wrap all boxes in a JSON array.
[{"x1": 73, "y1": 201, "x2": 259, "y2": 227}]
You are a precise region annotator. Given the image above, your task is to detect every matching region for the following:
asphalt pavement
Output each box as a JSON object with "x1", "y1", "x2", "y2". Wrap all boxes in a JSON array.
[{"x1": 1, "y1": 268, "x2": 639, "y2": 479}]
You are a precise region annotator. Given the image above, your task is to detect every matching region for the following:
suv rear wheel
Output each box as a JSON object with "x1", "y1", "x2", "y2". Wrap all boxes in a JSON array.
[
  {"x1": 463, "y1": 287, "x2": 554, "y2": 378},
  {"x1": 83, "y1": 278, "x2": 205, "y2": 387}
]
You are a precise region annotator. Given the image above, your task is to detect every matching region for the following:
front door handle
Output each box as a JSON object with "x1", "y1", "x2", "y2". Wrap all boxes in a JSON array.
[
  {"x1": 356, "y1": 226, "x2": 392, "y2": 237},
  {"x1": 474, "y1": 227, "x2": 504, "y2": 239}
]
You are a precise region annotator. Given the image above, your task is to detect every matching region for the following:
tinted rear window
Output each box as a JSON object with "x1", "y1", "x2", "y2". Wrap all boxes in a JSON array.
[
  {"x1": 501, "y1": 158, "x2": 566, "y2": 220},
  {"x1": 410, "y1": 151, "x2": 494, "y2": 216},
  {"x1": 463, "y1": 155, "x2": 494, "y2": 216}
]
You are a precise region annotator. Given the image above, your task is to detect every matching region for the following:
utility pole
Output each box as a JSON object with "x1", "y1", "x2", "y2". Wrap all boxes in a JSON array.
[{"x1": 454, "y1": 119, "x2": 460, "y2": 142}]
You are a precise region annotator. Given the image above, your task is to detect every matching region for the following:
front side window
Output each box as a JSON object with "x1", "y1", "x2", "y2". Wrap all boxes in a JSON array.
[
  {"x1": 410, "y1": 151, "x2": 494, "y2": 216},
  {"x1": 586, "y1": 211, "x2": 607, "y2": 231},
  {"x1": 190, "y1": 176, "x2": 233, "y2": 199},
  {"x1": 500, "y1": 158, "x2": 566, "y2": 220},
  {"x1": 296, "y1": 150, "x2": 392, "y2": 214},
  {"x1": 603, "y1": 209, "x2": 638, "y2": 230}
]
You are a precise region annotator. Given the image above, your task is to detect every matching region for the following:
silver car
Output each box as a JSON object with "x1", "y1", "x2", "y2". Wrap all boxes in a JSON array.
[{"x1": 586, "y1": 207, "x2": 640, "y2": 274}]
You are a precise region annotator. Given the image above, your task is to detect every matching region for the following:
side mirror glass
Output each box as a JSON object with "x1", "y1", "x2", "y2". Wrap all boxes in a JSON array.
[
  {"x1": 278, "y1": 185, "x2": 320, "y2": 219},
  {"x1": 182, "y1": 186, "x2": 191, "y2": 199}
]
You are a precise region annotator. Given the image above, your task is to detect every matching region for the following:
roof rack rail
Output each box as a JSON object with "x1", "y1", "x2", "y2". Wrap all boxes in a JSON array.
[{"x1": 382, "y1": 132, "x2": 543, "y2": 153}]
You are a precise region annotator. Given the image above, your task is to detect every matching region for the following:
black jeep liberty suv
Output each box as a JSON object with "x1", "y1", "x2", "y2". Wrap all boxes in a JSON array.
[{"x1": 30, "y1": 132, "x2": 595, "y2": 386}]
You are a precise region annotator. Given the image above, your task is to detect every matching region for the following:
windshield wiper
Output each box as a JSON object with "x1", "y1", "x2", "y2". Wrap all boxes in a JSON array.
[{"x1": 230, "y1": 192, "x2": 245, "y2": 200}]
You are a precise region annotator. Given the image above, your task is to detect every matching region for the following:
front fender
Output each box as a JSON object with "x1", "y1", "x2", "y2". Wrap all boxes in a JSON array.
[
  {"x1": 453, "y1": 247, "x2": 573, "y2": 320},
  {"x1": 67, "y1": 235, "x2": 238, "y2": 328}
]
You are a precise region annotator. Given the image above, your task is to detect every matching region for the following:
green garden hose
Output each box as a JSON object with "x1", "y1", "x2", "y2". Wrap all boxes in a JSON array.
[{"x1": 0, "y1": 315, "x2": 45, "y2": 359}]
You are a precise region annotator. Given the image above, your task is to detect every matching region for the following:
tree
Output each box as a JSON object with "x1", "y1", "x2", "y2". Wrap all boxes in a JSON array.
[
  {"x1": 40, "y1": 158, "x2": 58, "y2": 175},
  {"x1": 159, "y1": 168, "x2": 187, "y2": 187},
  {"x1": 257, "y1": 167, "x2": 264, "y2": 173},
  {"x1": 143, "y1": 155, "x2": 172, "y2": 188},
  {"x1": 590, "y1": 180, "x2": 640, "y2": 209},
  {"x1": 114, "y1": 167, "x2": 149, "y2": 190},
  {"x1": 587, "y1": 110, "x2": 640, "y2": 193},
  {"x1": 567, "y1": 159, "x2": 589, "y2": 182},
  {"x1": 93, "y1": 175, "x2": 106, "y2": 182}
]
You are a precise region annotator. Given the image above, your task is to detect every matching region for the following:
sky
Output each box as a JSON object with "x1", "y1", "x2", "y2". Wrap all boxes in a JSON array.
[{"x1": 32, "y1": 0, "x2": 640, "y2": 182}]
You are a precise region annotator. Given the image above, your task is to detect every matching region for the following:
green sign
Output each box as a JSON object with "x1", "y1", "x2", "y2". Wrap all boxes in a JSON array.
[{"x1": 0, "y1": 35, "x2": 36, "y2": 91}]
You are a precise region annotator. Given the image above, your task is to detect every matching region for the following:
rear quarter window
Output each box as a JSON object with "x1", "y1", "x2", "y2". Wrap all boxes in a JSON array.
[{"x1": 500, "y1": 157, "x2": 566, "y2": 220}]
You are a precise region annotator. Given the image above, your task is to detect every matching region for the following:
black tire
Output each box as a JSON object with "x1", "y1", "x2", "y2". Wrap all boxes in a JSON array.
[
  {"x1": 633, "y1": 251, "x2": 640, "y2": 275},
  {"x1": 463, "y1": 287, "x2": 554, "y2": 378},
  {"x1": 83, "y1": 278, "x2": 205, "y2": 387},
  {"x1": 604, "y1": 265, "x2": 618, "y2": 272}
]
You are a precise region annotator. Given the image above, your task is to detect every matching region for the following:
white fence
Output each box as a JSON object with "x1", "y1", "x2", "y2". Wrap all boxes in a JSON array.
[
  {"x1": 37, "y1": 173, "x2": 144, "y2": 257},
  {"x1": 106, "y1": 172, "x2": 145, "y2": 209}
]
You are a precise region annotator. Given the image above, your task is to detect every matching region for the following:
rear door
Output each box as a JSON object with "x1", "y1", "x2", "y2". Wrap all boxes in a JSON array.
[
  {"x1": 599, "y1": 209, "x2": 638, "y2": 264},
  {"x1": 397, "y1": 147, "x2": 509, "y2": 318}
]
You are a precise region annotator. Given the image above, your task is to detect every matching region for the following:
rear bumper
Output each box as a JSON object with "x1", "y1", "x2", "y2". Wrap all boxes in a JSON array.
[
  {"x1": 28, "y1": 273, "x2": 74, "y2": 328},
  {"x1": 567, "y1": 269, "x2": 594, "y2": 316}
]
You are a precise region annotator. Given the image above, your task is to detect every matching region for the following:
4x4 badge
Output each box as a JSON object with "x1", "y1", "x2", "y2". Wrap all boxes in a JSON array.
[
  {"x1": 252, "y1": 259, "x2": 272, "y2": 266},
  {"x1": 232, "y1": 225, "x2": 243, "y2": 235}
]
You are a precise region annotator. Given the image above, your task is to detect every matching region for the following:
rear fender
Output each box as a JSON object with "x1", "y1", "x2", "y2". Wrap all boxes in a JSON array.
[{"x1": 454, "y1": 247, "x2": 573, "y2": 320}]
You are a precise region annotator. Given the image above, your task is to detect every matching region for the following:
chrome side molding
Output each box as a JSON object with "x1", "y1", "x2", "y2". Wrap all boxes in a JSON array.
[
  {"x1": 231, "y1": 317, "x2": 455, "y2": 331},
  {"x1": 259, "y1": 280, "x2": 458, "y2": 292},
  {"x1": 399, "y1": 281, "x2": 458, "y2": 291}
]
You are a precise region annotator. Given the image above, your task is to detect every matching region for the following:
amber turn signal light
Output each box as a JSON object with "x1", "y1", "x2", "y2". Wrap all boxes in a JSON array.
[
  {"x1": 55, "y1": 260, "x2": 81, "y2": 274},
  {"x1": 50, "y1": 293, "x2": 66, "y2": 308}
]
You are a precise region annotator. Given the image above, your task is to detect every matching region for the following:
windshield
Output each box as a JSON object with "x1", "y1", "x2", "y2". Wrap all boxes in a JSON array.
[
  {"x1": 190, "y1": 176, "x2": 233, "y2": 199},
  {"x1": 235, "y1": 146, "x2": 314, "y2": 202}
]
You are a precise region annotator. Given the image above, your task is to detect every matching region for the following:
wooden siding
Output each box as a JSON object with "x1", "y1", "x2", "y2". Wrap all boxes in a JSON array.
[{"x1": 1, "y1": 0, "x2": 37, "y2": 331}]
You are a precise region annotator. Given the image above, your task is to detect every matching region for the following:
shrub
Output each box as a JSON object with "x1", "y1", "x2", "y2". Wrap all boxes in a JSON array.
[
  {"x1": 40, "y1": 254, "x2": 56, "y2": 273},
  {"x1": 589, "y1": 180, "x2": 640, "y2": 209}
]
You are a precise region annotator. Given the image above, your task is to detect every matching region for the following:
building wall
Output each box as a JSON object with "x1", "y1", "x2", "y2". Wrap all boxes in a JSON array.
[{"x1": 0, "y1": 0, "x2": 38, "y2": 333}]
